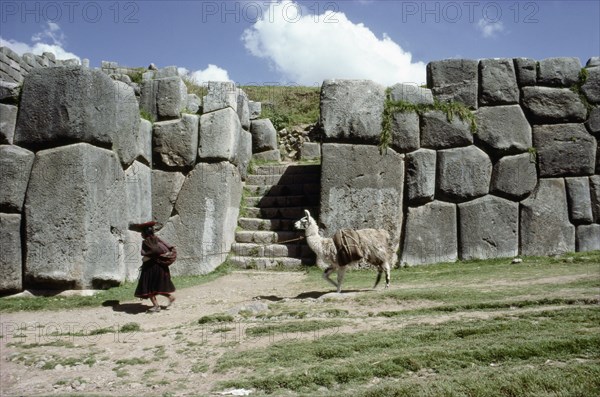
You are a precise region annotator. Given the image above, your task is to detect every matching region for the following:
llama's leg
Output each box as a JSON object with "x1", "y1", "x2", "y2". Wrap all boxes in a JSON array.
[
  {"x1": 336, "y1": 266, "x2": 347, "y2": 293},
  {"x1": 384, "y1": 262, "x2": 391, "y2": 288},
  {"x1": 323, "y1": 267, "x2": 339, "y2": 290},
  {"x1": 373, "y1": 269, "x2": 383, "y2": 289}
]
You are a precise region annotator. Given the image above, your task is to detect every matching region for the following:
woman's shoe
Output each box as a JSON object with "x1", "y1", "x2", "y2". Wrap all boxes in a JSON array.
[{"x1": 147, "y1": 305, "x2": 161, "y2": 313}]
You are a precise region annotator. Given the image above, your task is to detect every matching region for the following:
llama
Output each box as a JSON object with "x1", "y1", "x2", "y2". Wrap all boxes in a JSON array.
[{"x1": 295, "y1": 209, "x2": 396, "y2": 293}]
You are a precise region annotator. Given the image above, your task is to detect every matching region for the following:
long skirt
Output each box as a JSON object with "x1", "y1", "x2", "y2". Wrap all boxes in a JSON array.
[{"x1": 134, "y1": 261, "x2": 176, "y2": 298}]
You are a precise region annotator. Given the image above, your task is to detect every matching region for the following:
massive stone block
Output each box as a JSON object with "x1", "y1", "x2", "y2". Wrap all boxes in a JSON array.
[
  {"x1": 520, "y1": 178, "x2": 575, "y2": 256},
  {"x1": 389, "y1": 83, "x2": 434, "y2": 105},
  {"x1": 581, "y1": 66, "x2": 600, "y2": 104},
  {"x1": 153, "y1": 114, "x2": 199, "y2": 168},
  {"x1": 0, "y1": 104, "x2": 17, "y2": 144},
  {"x1": 137, "y1": 119, "x2": 153, "y2": 165},
  {"x1": 139, "y1": 79, "x2": 159, "y2": 120},
  {"x1": 405, "y1": 148, "x2": 436, "y2": 205},
  {"x1": 479, "y1": 58, "x2": 519, "y2": 105},
  {"x1": 0, "y1": 81, "x2": 20, "y2": 103},
  {"x1": 401, "y1": 201, "x2": 457, "y2": 265},
  {"x1": 0, "y1": 145, "x2": 35, "y2": 212},
  {"x1": 237, "y1": 129, "x2": 252, "y2": 181},
  {"x1": 237, "y1": 89, "x2": 251, "y2": 130},
  {"x1": 0, "y1": 213, "x2": 22, "y2": 292},
  {"x1": 586, "y1": 106, "x2": 600, "y2": 136},
  {"x1": 320, "y1": 79, "x2": 386, "y2": 143},
  {"x1": 475, "y1": 105, "x2": 532, "y2": 155},
  {"x1": 591, "y1": 175, "x2": 600, "y2": 223},
  {"x1": 249, "y1": 101, "x2": 261, "y2": 120},
  {"x1": 320, "y1": 144, "x2": 403, "y2": 254},
  {"x1": 158, "y1": 162, "x2": 241, "y2": 275},
  {"x1": 124, "y1": 161, "x2": 152, "y2": 226},
  {"x1": 187, "y1": 94, "x2": 201, "y2": 114},
  {"x1": 533, "y1": 124, "x2": 596, "y2": 177},
  {"x1": 14, "y1": 67, "x2": 139, "y2": 165},
  {"x1": 490, "y1": 153, "x2": 537, "y2": 200},
  {"x1": 151, "y1": 169, "x2": 185, "y2": 228},
  {"x1": 203, "y1": 81, "x2": 237, "y2": 113},
  {"x1": 199, "y1": 107, "x2": 241, "y2": 162},
  {"x1": 538, "y1": 57, "x2": 582, "y2": 87},
  {"x1": 437, "y1": 145, "x2": 492, "y2": 202},
  {"x1": 576, "y1": 224, "x2": 600, "y2": 252},
  {"x1": 565, "y1": 177, "x2": 593, "y2": 224},
  {"x1": 522, "y1": 87, "x2": 587, "y2": 123},
  {"x1": 24, "y1": 143, "x2": 128, "y2": 288},
  {"x1": 421, "y1": 110, "x2": 473, "y2": 149},
  {"x1": 390, "y1": 111, "x2": 419, "y2": 152},
  {"x1": 514, "y1": 58, "x2": 537, "y2": 86},
  {"x1": 156, "y1": 76, "x2": 187, "y2": 119},
  {"x1": 427, "y1": 59, "x2": 478, "y2": 108},
  {"x1": 250, "y1": 119, "x2": 278, "y2": 152},
  {"x1": 458, "y1": 195, "x2": 518, "y2": 260}
]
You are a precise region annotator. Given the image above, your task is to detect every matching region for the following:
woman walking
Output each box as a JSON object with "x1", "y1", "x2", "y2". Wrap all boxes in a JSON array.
[{"x1": 134, "y1": 221, "x2": 176, "y2": 313}]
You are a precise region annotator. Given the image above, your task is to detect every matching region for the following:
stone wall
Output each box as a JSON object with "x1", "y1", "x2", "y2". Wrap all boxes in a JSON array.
[{"x1": 319, "y1": 56, "x2": 599, "y2": 266}]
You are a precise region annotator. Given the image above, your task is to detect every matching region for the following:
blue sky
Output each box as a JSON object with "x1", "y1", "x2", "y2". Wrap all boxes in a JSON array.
[{"x1": 1, "y1": 0, "x2": 599, "y2": 86}]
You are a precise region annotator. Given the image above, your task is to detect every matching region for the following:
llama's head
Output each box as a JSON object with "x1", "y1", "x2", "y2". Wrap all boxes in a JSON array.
[{"x1": 295, "y1": 209, "x2": 316, "y2": 231}]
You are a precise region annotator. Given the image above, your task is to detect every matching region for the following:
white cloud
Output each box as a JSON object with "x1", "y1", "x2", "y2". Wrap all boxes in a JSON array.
[
  {"x1": 477, "y1": 19, "x2": 504, "y2": 38},
  {"x1": 241, "y1": 0, "x2": 426, "y2": 86},
  {"x1": 0, "y1": 22, "x2": 80, "y2": 61},
  {"x1": 178, "y1": 65, "x2": 231, "y2": 85}
]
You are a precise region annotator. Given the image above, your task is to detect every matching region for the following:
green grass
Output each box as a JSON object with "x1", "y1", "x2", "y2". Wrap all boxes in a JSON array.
[
  {"x1": 245, "y1": 320, "x2": 344, "y2": 337},
  {"x1": 198, "y1": 313, "x2": 235, "y2": 324}
]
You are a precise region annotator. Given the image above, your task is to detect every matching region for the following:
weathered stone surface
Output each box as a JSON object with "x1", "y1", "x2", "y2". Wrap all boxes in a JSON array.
[
  {"x1": 390, "y1": 111, "x2": 420, "y2": 152},
  {"x1": 591, "y1": 175, "x2": 600, "y2": 222},
  {"x1": 520, "y1": 178, "x2": 575, "y2": 256},
  {"x1": 0, "y1": 145, "x2": 35, "y2": 212},
  {"x1": 301, "y1": 142, "x2": 321, "y2": 161},
  {"x1": 479, "y1": 58, "x2": 519, "y2": 105},
  {"x1": 153, "y1": 114, "x2": 199, "y2": 168},
  {"x1": 320, "y1": 79, "x2": 386, "y2": 142},
  {"x1": 533, "y1": 124, "x2": 596, "y2": 177},
  {"x1": 581, "y1": 66, "x2": 600, "y2": 104},
  {"x1": 514, "y1": 58, "x2": 537, "y2": 86},
  {"x1": 152, "y1": 169, "x2": 185, "y2": 228},
  {"x1": 24, "y1": 143, "x2": 128, "y2": 288},
  {"x1": 203, "y1": 81, "x2": 237, "y2": 113},
  {"x1": 437, "y1": 146, "x2": 492, "y2": 202},
  {"x1": 522, "y1": 86, "x2": 587, "y2": 123},
  {"x1": 458, "y1": 195, "x2": 518, "y2": 260},
  {"x1": 137, "y1": 119, "x2": 152, "y2": 165},
  {"x1": 491, "y1": 153, "x2": 537, "y2": 200},
  {"x1": 199, "y1": 107, "x2": 240, "y2": 162},
  {"x1": 406, "y1": 148, "x2": 436, "y2": 205},
  {"x1": 157, "y1": 77, "x2": 187, "y2": 119},
  {"x1": 475, "y1": 105, "x2": 532, "y2": 155},
  {"x1": 389, "y1": 83, "x2": 434, "y2": 105},
  {"x1": 250, "y1": 119, "x2": 278, "y2": 152},
  {"x1": 421, "y1": 110, "x2": 473, "y2": 149},
  {"x1": 320, "y1": 144, "x2": 403, "y2": 254},
  {"x1": 427, "y1": 59, "x2": 478, "y2": 108},
  {"x1": 14, "y1": 67, "x2": 140, "y2": 158},
  {"x1": 158, "y1": 162, "x2": 241, "y2": 275},
  {"x1": 139, "y1": 79, "x2": 159, "y2": 120},
  {"x1": 0, "y1": 104, "x2": 18, "y2": 144},
  {"x1": 122, "y1": 230, "x2": 144, "y2": 282},
  {"x1": 587, "y1": 57, "x2": 600, "y2": 68},
  {"x1": 249, "y1": 101, "x2": 261, "y2": 120},
  {"x1": 586, "y1": 106, "x2": 600, "y2": 135},
  {"x1": 0, "y1": 81, "x2": 20, "y2": 103},
  {"x1": 124, "y1": 161, "x2": 152, "y2": 226},
  {"x1": 565, "y1": 177, "x2": 593, "y2": 224},
  {"x1": 576, "y1": 224, "x2": 600, "y2": 252},
  {"x1": 237, "y1": 129, "x2": 252, "y2": 181},
  {"x1": 237, "y1": 89, "x2": 250, "y2": 130},
  {"x1": 401, "y1": 201, "x2": 457, "y2": 265},
  {"x1": 538, "y1": 57, "x2": 582, "y2": 86},
  {"x1": 112, "y1": 81, "x2": 142, "y2": 166},
  {"x1": 0, "y1": 213, "x2": 22, "y2": 292},
  {"x1": 252, "y1": 150, "x2": 281, "y2": 162},
  {"x1": 187, "y1": 94, "x2": 201, "y2": 114}
]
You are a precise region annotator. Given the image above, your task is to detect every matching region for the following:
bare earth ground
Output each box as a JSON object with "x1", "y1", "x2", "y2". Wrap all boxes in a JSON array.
[{"x1": 0, "y1": 270, "x2": 597, "y2": 397}]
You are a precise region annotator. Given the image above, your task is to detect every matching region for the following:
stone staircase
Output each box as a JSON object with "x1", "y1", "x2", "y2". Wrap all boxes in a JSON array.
[{"x1": 230, "y1": 163, "x2": 321, "y2": 268}]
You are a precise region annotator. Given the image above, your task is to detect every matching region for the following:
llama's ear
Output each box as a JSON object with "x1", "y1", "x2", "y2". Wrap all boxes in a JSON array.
[{"x1": 304, "y1": 209, "x2": 310, "y2": 218}]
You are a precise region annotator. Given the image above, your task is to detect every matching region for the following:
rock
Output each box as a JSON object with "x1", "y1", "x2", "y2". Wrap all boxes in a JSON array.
[
  {"x1": 155, "y1": 66, "x2": 179, "y2": 79},
  {"x1": 124, "y1": 162, "x2": 152, "y2": 226},
  {"x1": 405, "y1": 148, "x2": 436, "y2": 205},
  {"x1": 237, "y1": 89, "x2": 250, "y2": 130},
  {"x1": 520, "y1": 178, "x2": 575, "y2": 256},
  {"x1": 458, "y1": 195, "x2": 518, "y2": 260},
  {"x1": 158, "y1": 162, "x2": 241, "y2": 275},
  {"x1": 586, "y1": 107, "x2": 600, "y2": 135},
  {"x1": 24, "y1": 143, "x2": 128, "y2": 288},
  {"x1": 511, "y1": 258, "x2": 523, "y2": 264},
  {"x1": 0, "y1": 145, "x2": 35, "y2": 212},
  {"x1": 437, "y1": 145, "x2": 492, "y2": 202},
  {"x1": 300, "y1": 142, "x2": 321, "y2": 161},
  {"x1": 14, "y1": 67, "x2": 139, "y2": 162},
  {"x1": 576, "y1": 224, "x2": 600, "y2": 252},
  {"x1": 401, "y1": 201, "x2": 457, "y2": 265},
  {"x1": 421, "y1": 110, "x2": 473, "y2": 149},
  {"x1": 565, "y1": 177, "x2": 593, "y2": 224},
  {"x1": 187, "y1": 94, "x2": 201, "y2": 114},
  {"x1": 0, "y1": 81, "x2": 20, "y2": 103},
  {"x1": 237, "y1": 130, "x2": 252, "y2": 180},
  {"x1": 581, "y1": 66, "x2": 600, "y2": 104},
  {"x1": 249, "y1": 119, "x2": 278, "y2": 152},
  {"x1": 427, "y1": 59, "x2": 478, "y2": 108},
  {"x1": 479, "y1": 58, "x2": 519, "y2": 105},
  {"x1": 389, "y1": 83, "x2": 434, "y2": 105},
  {"x1": 475, "y1": 105, "x2": 532, "y2": 155},
  {"x1": 199, "y1": 107, "x2": 241, "y2": 162},
  {"x1": 587, "y1": 57, "x2": 600, "y2": 67},
  {"x1": 320, "y1": 79, "x2": 386, "y2": 143},
  {"x1": 139, "y1": 79, "x2": 159, "y2": 119},
  {"x1": 157, "y1": 77, "x2": 187, "y2": 119},
  {"x1": 151, "y1": 169, "x2": 185, "y2": 228},
  {"x1": 320, "y1": 143, "x2": 403, "y2": 254},
  {"x1": 153, "y1": 114, "x2": 199, "y2": 168},
  {"x1": 249, "y1": 101, "x2": 262, "y2": 120},
  {"x1": 533, "y1": 124, "x2": 596, "y2": 177},
  {"x1": 514, "y1": 58, "x2": 537, "y2": 86},
  {"x1": 137, "y1": 119, "x2": 152, "y2": 165},
  {"x1": 590, "y1": 175, "x2": 600, "y2": 222},
  {"x1": 538, "y1": 57, "x2": 582, "y2": 87},
  {"x1": 490, "y1": 153, "x2": 537, "y2": 200},
  {"x1": 0, "y1": 104, "x2": 17, "y2": 144},
  {"x1": 0, "y1": 213, "x2": 22, "y2": 292},
  {"x1": 122, "y1": 230, "x2": 144, "y2": 281},
  {"x1": 390, "y1": 111, "x2": 420, "y2": 152},
  {"x1": 203, "y1": 81, "x2": 237, "y2": 113},
  {"x1": 252, "y1": 150, "x2": 280, "y2": 162},
  {"x1": 522, "y1": 86, "x2": 587, "y2": 123}
]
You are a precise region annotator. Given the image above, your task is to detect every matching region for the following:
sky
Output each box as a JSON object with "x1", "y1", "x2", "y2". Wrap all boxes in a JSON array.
[{"x1": 1, "y1": 0, "x2": 599, "y2": 87}]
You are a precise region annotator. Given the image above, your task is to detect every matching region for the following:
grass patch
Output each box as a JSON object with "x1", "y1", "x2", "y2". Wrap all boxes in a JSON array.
[
  {"x1": 245, "y1": 319, "x2": 344, "y2": 337},
  {"x1": 119, "y1": 322, "x2": 140, "y2": 333},
  {"x1": 198, "y1": 313, "x2": 235, "y2": 325}
]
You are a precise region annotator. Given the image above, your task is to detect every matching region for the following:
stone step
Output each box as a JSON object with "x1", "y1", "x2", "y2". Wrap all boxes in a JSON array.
[
  {"x1": 231, "y1": 242, "x2": 314, "y2": 258},
  {"x1": 245, "y1": 183, "x2": 321, "y2": 197},
  {"x1": 244, "y1": 206, "x2": 317, "y2": 220},
  {"x1": 229, "y1": 256, "x2": 314, "y2": 269},
  {"x1": 235, "y1": 230, "x2": 305, "y2": 244},
  {"x1": 245, "y1": 172, "x2": 320, "y2": 186},
  {"x1": 253, "y1": 164, "x2": 321, "y2": 175},
  {"x1": 244, "y1": 195, "x2": 319, "y2": 208},
  {"x1": 238, "y1": 217, "x2": 301, "y2": 231}
]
